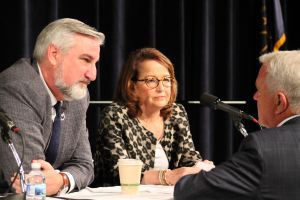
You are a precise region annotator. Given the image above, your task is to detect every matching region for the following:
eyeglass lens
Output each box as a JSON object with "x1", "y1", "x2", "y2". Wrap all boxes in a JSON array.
[{"x1": 145, "y1": 77, "x2": 172, "y2": 88}]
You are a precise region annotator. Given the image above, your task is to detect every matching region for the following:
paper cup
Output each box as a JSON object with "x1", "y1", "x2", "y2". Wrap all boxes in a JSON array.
[{"x1": 118, "y1": 159, "x2": 143, "y2": 194}]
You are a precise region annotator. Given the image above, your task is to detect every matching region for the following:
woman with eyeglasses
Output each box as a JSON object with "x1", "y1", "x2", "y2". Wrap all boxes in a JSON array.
[{"x1": 92, "y1": 48, "x2": 214, "y2": 187}]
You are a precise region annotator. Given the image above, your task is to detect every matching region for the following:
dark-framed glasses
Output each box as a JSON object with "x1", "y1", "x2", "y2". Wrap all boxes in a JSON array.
[{"x1": 136, "y1": 76, "x2": 173, "y2": 89}]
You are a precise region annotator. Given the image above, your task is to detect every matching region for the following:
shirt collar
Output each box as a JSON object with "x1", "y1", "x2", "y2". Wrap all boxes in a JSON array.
[
  {"x1": 277, "y1": 114, "x2": 300, "y2": 127},
  {"x1": 37, "y1": 63, "x2": 58, "y2": 107}
]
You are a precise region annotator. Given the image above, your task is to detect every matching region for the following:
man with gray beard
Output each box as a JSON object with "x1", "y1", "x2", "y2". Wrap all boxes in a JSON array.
[{"x1": 0, "y1": 18, "x2": 105, "y2": 196}]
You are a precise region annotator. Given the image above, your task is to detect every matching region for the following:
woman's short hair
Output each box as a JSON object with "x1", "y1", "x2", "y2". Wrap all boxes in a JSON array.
[{"x1": 114, "y1": 47, "x2": 178, "y2": 119}]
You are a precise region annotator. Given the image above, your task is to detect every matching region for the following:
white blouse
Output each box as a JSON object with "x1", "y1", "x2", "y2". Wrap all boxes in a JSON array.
[{"x1": 153, "y1": 141, "x2": 169, "y2": 170}]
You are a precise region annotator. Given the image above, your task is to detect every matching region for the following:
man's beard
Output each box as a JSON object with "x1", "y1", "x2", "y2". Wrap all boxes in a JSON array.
[{"x1": 54, "y1": 64, "x2": 89, "y2": 101}]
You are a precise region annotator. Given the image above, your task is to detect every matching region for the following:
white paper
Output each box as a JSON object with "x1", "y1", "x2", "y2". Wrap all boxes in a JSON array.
[{"x1": 47, "y1": 185, "x2": 174, "y2": 200}]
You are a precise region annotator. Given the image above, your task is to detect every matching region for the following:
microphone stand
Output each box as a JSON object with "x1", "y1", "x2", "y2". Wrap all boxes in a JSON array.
[
  {"x1": 7, "y1": 141, "x2": 26, "y2": 193},
  {"x1": 232, "y1": 115, "x2": 248, "y2": 137},
  {"x1": 1, "y1": 128, "x2": 26, "y2": 193}
]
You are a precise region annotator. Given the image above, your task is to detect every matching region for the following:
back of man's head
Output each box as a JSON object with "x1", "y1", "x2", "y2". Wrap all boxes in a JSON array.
[{"x1": 259, "y1": 50, "x2": 300, "y2": 114}]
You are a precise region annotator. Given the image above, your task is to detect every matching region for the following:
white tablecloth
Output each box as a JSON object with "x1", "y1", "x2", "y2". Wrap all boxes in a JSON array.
[{"x1": 48, "y1": 185, "x2": 174, "y2": 200}]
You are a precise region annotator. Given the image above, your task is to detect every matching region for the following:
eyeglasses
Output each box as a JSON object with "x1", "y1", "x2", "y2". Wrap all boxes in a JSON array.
[{"x1": 136, "y1": 76, "x2": 173, "y2": 89}]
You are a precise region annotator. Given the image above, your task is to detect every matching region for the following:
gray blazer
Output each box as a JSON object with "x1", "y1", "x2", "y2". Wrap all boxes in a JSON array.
[
  {"x1": 174, "y1": 116, "x2": 300, "y2": 200},
  {"x1": 0, "y1": 58, "x2": 93, "y2": 190}
]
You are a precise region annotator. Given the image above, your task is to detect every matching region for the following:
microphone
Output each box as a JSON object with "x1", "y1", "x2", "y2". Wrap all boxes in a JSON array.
[
  {"x1": 0, "y1": 109, "x2": 26, "y2": 193},
  {"x1": 0, "y1": 110, "x2": 20, "y2": 142},
  {"x1": 200, "y1": 92, "x2": 258, "y2": 124}
]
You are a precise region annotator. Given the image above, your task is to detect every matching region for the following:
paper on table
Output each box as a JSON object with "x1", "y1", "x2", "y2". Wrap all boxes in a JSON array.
[
  {"x1": 48, "y1": 185, "x2": 174, "y2": 200},
  {"x1": 139, "y1": 185, "x2": 174, "y2": 194}
]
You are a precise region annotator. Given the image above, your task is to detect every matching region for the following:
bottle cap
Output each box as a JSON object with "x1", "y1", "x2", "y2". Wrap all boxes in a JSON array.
[{"x1": 31, "y1": 162, "x2": 41, "y2": 169}]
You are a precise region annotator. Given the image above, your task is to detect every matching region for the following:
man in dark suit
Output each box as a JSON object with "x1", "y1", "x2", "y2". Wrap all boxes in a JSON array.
[
  {"x1": 174, "y1": 50, "x2": 300, "y2": 200},
  {"x1": 0, "y1": 18, "x2": 105, "y2": 196}
]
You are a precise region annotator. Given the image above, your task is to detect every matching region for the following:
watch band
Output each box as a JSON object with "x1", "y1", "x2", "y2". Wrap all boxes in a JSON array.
[{"x1": 59, "y1": 172, "x2": 70, "y2": 194}]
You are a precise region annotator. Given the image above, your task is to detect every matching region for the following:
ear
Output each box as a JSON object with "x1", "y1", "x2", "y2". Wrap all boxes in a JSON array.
[
  {"x1": 47, "y1": 44, "x2": 59, "y2": 65},
  {"x1": 275, "y1": 92, "x2": 288, "y2": 114}
]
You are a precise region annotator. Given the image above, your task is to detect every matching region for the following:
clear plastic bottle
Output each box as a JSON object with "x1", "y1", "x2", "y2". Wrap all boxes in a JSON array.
[{"x1": 25, "y1": 162, "x2": 46, "y2": 200}]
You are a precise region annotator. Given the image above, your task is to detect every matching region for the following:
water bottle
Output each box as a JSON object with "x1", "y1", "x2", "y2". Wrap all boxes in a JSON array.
[{"x1": 25, "y1": 162, "x2": 46, "y2": 200}]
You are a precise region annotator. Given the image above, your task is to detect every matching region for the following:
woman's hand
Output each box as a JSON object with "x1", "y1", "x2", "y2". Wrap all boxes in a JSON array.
[
  {"x1": 142, "y1": 160, "x2": 215, "y2": 186},
  {"x1": 194, "y1": 160, "x2": 215, "y2": 171},
  {"x1": 165, "y1": 167, "x2": 201, "y2": 185}
]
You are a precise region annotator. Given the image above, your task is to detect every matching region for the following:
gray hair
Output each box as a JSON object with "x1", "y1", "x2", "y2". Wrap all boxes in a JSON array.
[
  {"x1": 33, "y1": 18, "x2": 105, "y2": 61},
  {"x1": 259, "y1": 50, "x2": 300, "y2": 113}
]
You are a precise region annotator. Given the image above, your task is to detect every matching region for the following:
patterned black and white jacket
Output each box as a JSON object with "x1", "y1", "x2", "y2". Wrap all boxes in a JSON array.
[{"x1": 93, "y1": 102, "x2": 202, "y2": 186}]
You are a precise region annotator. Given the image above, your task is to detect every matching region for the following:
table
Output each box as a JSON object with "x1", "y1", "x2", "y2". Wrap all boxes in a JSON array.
[{"x1": 48, "y1": 185, "x2": 174, "y2": 200}]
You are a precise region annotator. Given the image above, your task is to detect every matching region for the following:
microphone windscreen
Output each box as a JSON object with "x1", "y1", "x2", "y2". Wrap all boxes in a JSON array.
[{"x1": 200, "y1": 92, "x2": 219, "y2": 106}]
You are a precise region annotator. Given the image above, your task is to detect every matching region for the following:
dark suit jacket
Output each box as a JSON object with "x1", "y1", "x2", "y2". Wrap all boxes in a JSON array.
[
  {"x1": 174, "y1": 116, "x2": 300, "y2": 200},
  {"x1": 0, "y1": 58, "x2": 94, "y2": 190}
]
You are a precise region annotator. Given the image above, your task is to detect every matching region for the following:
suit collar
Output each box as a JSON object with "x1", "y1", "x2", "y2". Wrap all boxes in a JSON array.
[{"x1": 31, "y1": 59, "x2": 40, "y2": 74}]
